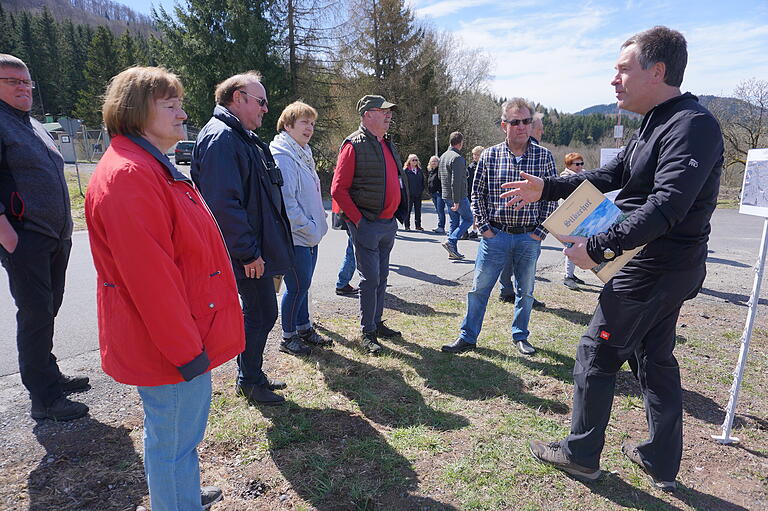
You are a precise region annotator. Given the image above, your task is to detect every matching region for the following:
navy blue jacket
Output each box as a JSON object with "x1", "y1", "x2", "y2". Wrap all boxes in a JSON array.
[
  {"x1": 404, "y1": 166, "x2": 424, "y2": 198},
  {"x1": 192, "y1": 105, "x2": 293, "y2": 279}
]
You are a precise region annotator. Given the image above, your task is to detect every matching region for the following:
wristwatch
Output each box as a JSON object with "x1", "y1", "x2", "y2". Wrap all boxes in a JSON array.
[{"x1": 603, "y1": 248, "x2": 616, "y2": 260}]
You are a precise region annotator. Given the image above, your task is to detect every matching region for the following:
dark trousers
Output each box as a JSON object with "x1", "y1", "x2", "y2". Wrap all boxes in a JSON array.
[
  {"x1": 236, "y1": 275, "x2": 278, "y2": 387},
  {"x1": 0, "y1": 230, "x2": 71, "y2": 407},
  {"x1": 405, "y1": 196, "x2": 422, "y2": 229},
  {"x1": 347, "y1": 217, "x2": 397, "y2": 333},
  {"x1": 562, "y1": 262, "x2": 705, "y2": 481}
]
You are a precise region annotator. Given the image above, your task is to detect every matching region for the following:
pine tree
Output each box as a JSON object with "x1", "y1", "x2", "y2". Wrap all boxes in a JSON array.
[
  {"x1": 34, "y1": 7, "x2": 62, "y2": 115},
  {"x1": 0, "y1": 4, "x2": 18, "y2": 55},
  {"x1": 117, "y1": 29, "x2": 138, "y2": 70},
  {"x1": 74, "y1": 26, "x2": 119, "y2": 127},
  {"x1": 59, "y1": 19, "x2": 87, "y2": 116}
]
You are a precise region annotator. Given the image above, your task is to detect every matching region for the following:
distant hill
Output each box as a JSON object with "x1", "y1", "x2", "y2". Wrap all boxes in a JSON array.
[
  {"x1": 3, "y1": 0, "x2": 155, "y2": 35},
  {"x1": 576, "y1": 95, "x2": 744, "y2": 119}
]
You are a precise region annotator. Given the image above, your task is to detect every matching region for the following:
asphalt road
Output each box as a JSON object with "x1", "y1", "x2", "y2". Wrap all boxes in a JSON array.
[{"x1": 0, "y1": 204, "x2": 762, "y2": 377}]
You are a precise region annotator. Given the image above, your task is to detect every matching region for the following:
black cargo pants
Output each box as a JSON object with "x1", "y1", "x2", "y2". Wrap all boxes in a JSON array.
[
  {"x1": 561, "y1": 261, "x2": 706, "y2": 482},
  {"x1": 0, "y1": 229, "x2": 71, "y2": 408}
]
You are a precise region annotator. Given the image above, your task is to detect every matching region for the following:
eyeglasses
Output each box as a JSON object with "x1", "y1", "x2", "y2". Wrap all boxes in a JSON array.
[
  {"x1": 237, "y1": 90, "x2": 268, "y2": 107},
  {"x1": 573, "y1": 162, "x2": 584, "y2": 166},
  {"x1": 368, "y1": 108, "x2": 391, "y2": 114},
  {"x1": 503, "y1": 118, "x2": 533, "y2": 126},
  {"x1": 0, "y1": 77, "x2": 35, "y2": 89}
]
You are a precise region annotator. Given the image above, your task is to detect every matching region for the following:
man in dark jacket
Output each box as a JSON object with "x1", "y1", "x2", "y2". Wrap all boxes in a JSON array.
[
  {"x1": 0, "y1": 54, "x2": 89, "y2": 421},
  {"x1": 439, "y1": 132, "x2": 472, "y2": 259},
  {"x1": 506, "y1": 27, "x2": 723, "y2": 490},
  {"x1": 192, "y1": 71, "x2": 294, "y2": 406},
  {"x1": 330, "y1": 95, "x2": 409, "y2": 354}
]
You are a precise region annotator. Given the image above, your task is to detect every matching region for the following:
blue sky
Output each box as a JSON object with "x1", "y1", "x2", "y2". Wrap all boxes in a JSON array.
[{"x1": 129, "y1": 0, "x2": 768, "y2": 113}]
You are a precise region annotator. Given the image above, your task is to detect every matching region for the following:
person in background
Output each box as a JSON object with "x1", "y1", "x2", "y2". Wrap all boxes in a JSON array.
[
  {"x1": 0, "y1": 53, "x2": 89, "y2": 422},
  {"x1": 561, "y1": 152, "x2": 587, "y2": 290},
  {"x1": 192, "y1": 71, "x2": 293, "y2": 406},
  {"x1": 270, "y1": 101, "x2": 332, "y2": 354},
  {"x1": 86, "y1": 66, "x2": 242, "y2": 511},
  {"x1": 464, "y1": 145, "x2": 484, "y2": 239},
  {"x1": 439, "y1": 131, "x2": 472, "y2": 260},
  {"x1": 426, "y1": 155, "x2": 446, "y2": 234},
  {"x1": 403, "y1": 154, "x2": 425, "y2": 231}
]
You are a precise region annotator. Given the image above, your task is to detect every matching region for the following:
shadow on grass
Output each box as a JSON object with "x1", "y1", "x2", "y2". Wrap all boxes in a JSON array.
[
  {"x1": 384, "y1": 291, "x2": 458, "y2": 317},
  {"x1": 389, "y1": 263, "x2": 460, "y2": 287},
  {"x1": 699, "y1": 287, "x2": 768, "y2": 306},
  {"x1": 314, "y1": 333, "x2": 470, "y2": 431},
  {"x1": 263, "y1": 403, "x2": 459, "y2": 511},
  {"x1": 390, "y1": 337, "x2": 569, "y2": 415},
  {"x1": 30, "y1": 418, "x2": 145, "y2": 511},
  {"x1": 580, "y1": 472, "x2": 750, "y2": 510},
  {"x1": 504, "y1": 346, "x2": 575, "y2": 384},
  {"x1": 540, "y1": 306, "x2": 594, "y2": 326}
]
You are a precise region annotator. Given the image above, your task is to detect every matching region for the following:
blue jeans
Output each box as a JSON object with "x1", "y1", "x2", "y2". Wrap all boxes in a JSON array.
[
  {"x1": 347, "y1": 217, "x2": 397, "y2": 332},
  {"x1": 459, "y1": 229, "x2": 541, "y2": 344},
  {"x1": 335, "y1": 233, "x2": 356, "y2": 288},
  {"x1": 499, "y1": 259, "x2": 515, "y2": 298},
  {"x1": 281, "y1": 245, "x2": 319, "y2": 337},
  {"x1": 446, "y1": 197, "x2": 473, "y2": 244},
  {"x1": 137, "y1": 372, "x2": 211, "y2": 511},
  {"x1": 430, "y1": 192, "x2": 446, "y2": 230}
]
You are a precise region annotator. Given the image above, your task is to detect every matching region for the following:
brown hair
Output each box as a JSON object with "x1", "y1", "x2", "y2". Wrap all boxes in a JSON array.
[
  {"x1": 500, "y1": 98, "x2": 533, "y2": 120},
  {"x1": 622, "y1": 26, "x2": 687, "y2": 87},
  {"x1": 276, "y1": 101, "x2": 318, "y2": 132},
  {"x1": 449, "y1": 131, "x2": 463, "y2": 146},
  {"x1": 565, "y1": 152, "x2": 584, "y2": 166},
  {"x1": 102, "y1": 66, "x2": 183, "y2": 137},
  {"x1": 214, "y1": 71, "x2": 263, "y2": 106}
]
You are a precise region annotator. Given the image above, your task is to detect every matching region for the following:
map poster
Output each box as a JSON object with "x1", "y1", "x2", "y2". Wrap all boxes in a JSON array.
[{"x1": 740, "y1": 148, "x2": 768, "y2": 217}]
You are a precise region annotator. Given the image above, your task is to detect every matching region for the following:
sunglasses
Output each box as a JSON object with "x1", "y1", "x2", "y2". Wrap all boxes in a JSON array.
[
  {"x1": 503, "y1": 117, "x2": 533, "y2": 126},
  {"x1": 573, "y1": 162, "x2": 584, "y2": 166},
  {"x1": 238, "y1": 89, "x2": 268, "y2": 107}
]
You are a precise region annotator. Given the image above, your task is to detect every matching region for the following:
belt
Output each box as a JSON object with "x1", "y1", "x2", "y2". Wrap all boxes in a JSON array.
[{"x1": 489, "y1": 221, "x2": 536, "y2": 234}]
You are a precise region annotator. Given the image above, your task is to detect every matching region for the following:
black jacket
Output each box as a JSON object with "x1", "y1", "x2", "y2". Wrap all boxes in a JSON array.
[
  {"x1": 427, "y1": 167, "x2": 441, "y2": 194},
  {"x1": 192, "y1": 105, "x2": 294, "y2": 279},
  {"x1": 405, "y1": 166, "x2": 424, "y2": 198},
  {"x1": 542, "y1": 93, "x2": 723, "y2": 270}
]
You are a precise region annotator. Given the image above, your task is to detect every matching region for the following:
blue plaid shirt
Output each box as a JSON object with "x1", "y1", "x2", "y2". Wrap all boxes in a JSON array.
[{"x1": 471, "y1": 140, "x2": 558, "y2": 239}]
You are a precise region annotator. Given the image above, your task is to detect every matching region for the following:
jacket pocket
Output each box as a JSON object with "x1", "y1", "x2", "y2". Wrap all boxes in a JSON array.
[
  {"x1": 189, "y1": 270, "x2": 238, "y2": 344},
  {"x1": 585, "y1": 285, "x2": 660, "y2": 351}
]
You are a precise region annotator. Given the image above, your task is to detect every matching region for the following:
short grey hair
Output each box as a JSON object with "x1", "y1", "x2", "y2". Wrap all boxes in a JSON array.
[
  {"x1": 622, "y1": 26, "x2": 687, "y2": 87},
  {"x1": 214, "y1": 71, "x2": 263, "y2": 106},
  {"x1": 500, "y1": 98, "x2": 534, "y2": 121},
  {"x1": 0, "y1": 54, "x2": 28, "y2": 71}
]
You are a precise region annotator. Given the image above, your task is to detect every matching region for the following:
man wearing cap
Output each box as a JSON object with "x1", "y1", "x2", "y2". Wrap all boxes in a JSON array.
[{"x1": 330, "y1": 95, "x2": 409, "y2": 354}]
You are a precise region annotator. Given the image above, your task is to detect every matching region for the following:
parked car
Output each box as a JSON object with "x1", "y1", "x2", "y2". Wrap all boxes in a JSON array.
[{"x1": 174, "y1": 140, "x2": 195, "y2": 165}]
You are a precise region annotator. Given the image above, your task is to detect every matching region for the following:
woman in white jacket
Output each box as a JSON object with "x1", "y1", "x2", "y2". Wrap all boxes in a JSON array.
[{"x1": 270, "y1": 102, "x2": 331, "y2": 354}]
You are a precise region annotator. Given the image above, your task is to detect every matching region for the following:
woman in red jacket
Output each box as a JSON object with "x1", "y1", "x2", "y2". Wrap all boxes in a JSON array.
[{"x1": 85, "y1": 67, "x2": 244, "y2": 511}]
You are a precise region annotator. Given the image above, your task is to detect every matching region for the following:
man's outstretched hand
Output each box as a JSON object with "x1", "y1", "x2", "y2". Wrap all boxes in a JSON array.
[{"x1": 500, "y1": 171, "x2": 544, "y2": 210}]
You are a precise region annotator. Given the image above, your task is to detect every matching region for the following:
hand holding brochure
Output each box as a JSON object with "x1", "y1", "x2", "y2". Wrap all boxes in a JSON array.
[{"x1": 542, "y1": 180, "x2": 643, "y2": 283}]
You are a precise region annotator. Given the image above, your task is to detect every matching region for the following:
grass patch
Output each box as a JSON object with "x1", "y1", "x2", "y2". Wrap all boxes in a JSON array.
[{"x1": 199, "y1": 282, "x2": 768, "y2": 510}]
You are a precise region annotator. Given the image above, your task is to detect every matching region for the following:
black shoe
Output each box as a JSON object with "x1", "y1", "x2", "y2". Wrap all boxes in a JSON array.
[
  {"x1": 433, "y1": 227, "x2": 446, "y2": 234},
  {"x1": 299, "y1": 327, "x2": 333, "y2": 346},
  {"x1": 468, "y1": 231, "x2": 479, "y2": 239},
  {"x1": 236, "y1": 383, "x2": 285, "y2": 406},
  {"x1": 499, "y1": 294, "x2": 515, "y2": 303},
  {"x1": 279, "y1": 335, "x2": 312, "y2": 356},
  {"x1": 441, "y1": 338, "x2": 476, "y2": 354},
  {"x1": 31, "y1": 396, "x2": 89, "y2": 421},
  {"x1": 529, "y1": 440, "x2": 601, "y2": 481},
  {"x1": 570, "y1": 275, "x2": 586, "y2": 285},
  {"x1": 376, "y1": 321, "x2": 401, "y2": 338},
  {"x1": 516, "y1": 339, "x2": 536, "y2": 355},
  {"x1": 361, "y1": 332, "x2": 383, "y2": 355},
  {"x1": 59, "y1": 374, "x2": 90, "y2": 393},
  {"x1": 441, "y1": 241, "x2": 464, "y2": 259},
  {"x1": 267, "y1": 378, "x2": 287, "y2": 391},
  {"x1": 532, "y1": 298, "x2": 547, "y2": 310},
  {"x1": 621, "y1": 441, "x2": 677, "y2": 490},
  {"x1": 335, "y1": 284, "x2": 359, "y2": 296},
  {"x1": 201, "y1": 486, "x2": 224, "y2": 509},
  {"x1": 563, "y1": 277, "x2": 580, "y2": 289}
]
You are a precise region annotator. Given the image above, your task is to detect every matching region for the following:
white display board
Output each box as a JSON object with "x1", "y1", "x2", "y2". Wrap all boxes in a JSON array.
[
  {"x1": 600, "y1": 147, "x2": 622, "y2": 167},
  {"x1": 739, "y1": 148, "x2": 768, "y2": 217}
]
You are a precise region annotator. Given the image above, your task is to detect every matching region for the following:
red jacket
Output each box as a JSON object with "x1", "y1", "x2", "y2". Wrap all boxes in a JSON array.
[{"x1": 85, "y1": 135, "x2": 244, "y2": 386}]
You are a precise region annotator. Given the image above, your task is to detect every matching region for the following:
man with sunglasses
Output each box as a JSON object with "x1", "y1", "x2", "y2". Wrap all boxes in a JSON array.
[
  {"x1": 331, "y1": 95, "x2": 410, "y2": 355},
  {"x1": 442, "y1": 98, "x2": 557, "y2": 356},
  {"x1": 192, "y1": 71, "x2": 294, "y2": 406},
  {"x1": 0, "y1": 54, "x2": 90, "y2": 421}
]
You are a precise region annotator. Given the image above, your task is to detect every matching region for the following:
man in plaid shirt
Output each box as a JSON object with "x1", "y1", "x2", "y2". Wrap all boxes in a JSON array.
[{"x1": 442, "y1": 98, "x2": 557, "y2": 356}]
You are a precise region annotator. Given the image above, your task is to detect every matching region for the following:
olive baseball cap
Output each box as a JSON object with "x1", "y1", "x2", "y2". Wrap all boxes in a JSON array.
[{"x1": 357, "y1": 95, "x2": 397, "y2": 115}]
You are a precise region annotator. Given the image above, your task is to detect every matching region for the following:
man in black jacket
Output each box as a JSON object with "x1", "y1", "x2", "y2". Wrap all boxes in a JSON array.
[
  {"x1": 192, "y1": 72, "x2": 294, "y2": 406},
  {"x1": 0, "y1": 54, "x2": 89, "y2": 421},
  {"x1": 505, "y1": 27, "x2": 723, "y2": 489}
]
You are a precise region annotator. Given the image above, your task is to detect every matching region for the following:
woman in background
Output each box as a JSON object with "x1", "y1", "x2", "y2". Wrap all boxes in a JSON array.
[
  {"x1": 270, "y1": 101, "x2": 332, "y2": 356},
  {"x1": 426, "y1": 155, "x2": 445, "y2": 234},
  {"x1": 561, "y1": 152, "x2": 587, "y2": 290},
  {"x1": 403, "y1": 154, "x2": 425, "y2": 231},
  {"x1": 86, "y1": 67, "x2": 243, "y2": 511}
]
